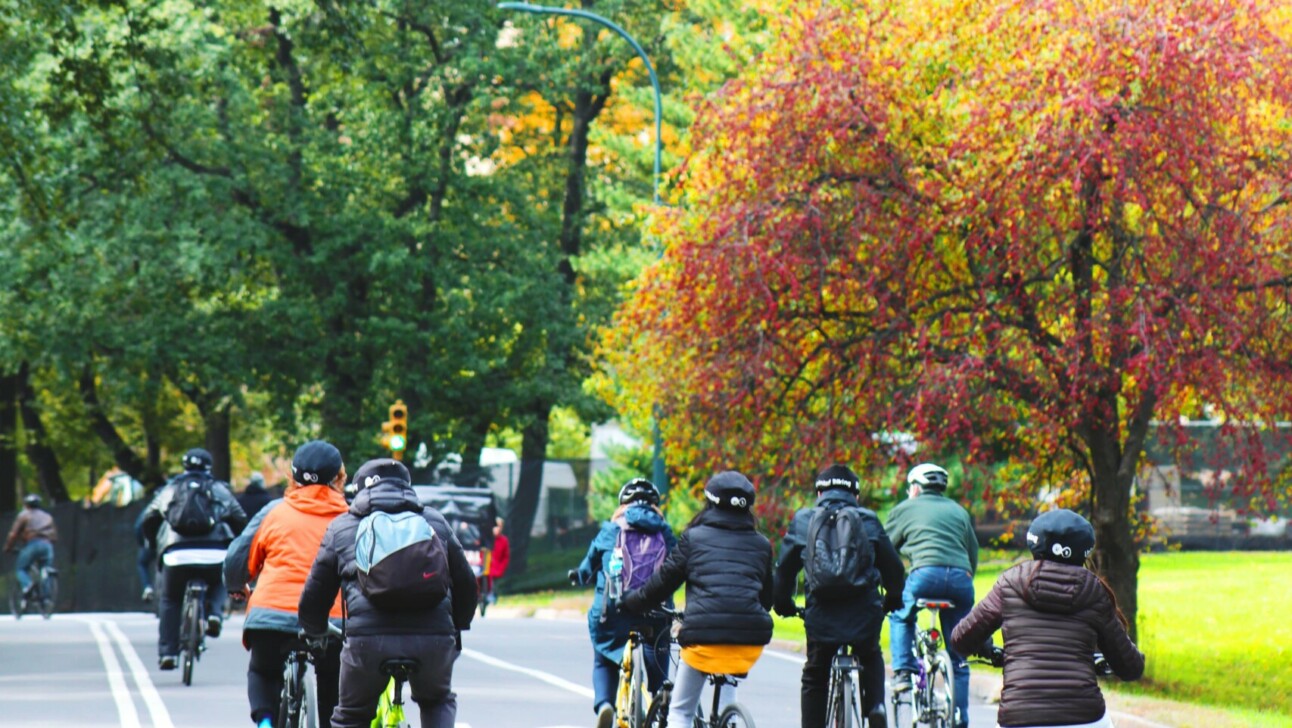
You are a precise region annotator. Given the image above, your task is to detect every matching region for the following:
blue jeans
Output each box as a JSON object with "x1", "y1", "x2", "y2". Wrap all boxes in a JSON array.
[
  {"x1": 592, "y1": 644, "x2": 668, "y2": 713},
  {"x1": 888, "y1": 566, "x2": 974, "y2": 728},
  {"x1": 15, "y1": 539, "x2": 54, "y2": 592}
]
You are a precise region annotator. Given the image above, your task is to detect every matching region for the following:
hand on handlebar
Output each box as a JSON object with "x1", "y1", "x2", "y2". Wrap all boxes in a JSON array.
[{"x1": 1093, "y1": 652, "x2": 1113, "y2": 677}]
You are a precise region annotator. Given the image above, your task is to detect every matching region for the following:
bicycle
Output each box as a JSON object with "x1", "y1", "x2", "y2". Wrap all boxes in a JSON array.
[
  {"x1": 824, "y1": 642, "x2": 868, "y2": 728},
  {"x1": 643, "y1": 608, "x2": 756, "y2": 728},
  {"x1": 370, "y1": 657, "x2": 419, "y2": 728},
  {"x1": 277, "y1": 623, "x2": 344, "y2": 728},
  {"x1": 891, "y1": 599, "x2": 955, "y2": 728},
  {"x1": 178, "y1": 579, "x2": 208, "y2": 686},
  {"x1": 9, "y1": 560, "x2": 58, "y2": 620}
]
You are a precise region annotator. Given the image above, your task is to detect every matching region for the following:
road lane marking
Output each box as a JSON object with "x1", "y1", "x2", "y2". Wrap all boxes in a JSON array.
[
  {"x1": 762, "y1": 648, "x2": 806, "y2": 665},
  {"x1": 103, "y1": 620, "x2": 176, "y2": 728},
  {"x1": 460, "y1": 647, "x2": 594, "y2": 698},
  {"x1": 87, "y1": 619, "x2": 143, "y2": 728}
]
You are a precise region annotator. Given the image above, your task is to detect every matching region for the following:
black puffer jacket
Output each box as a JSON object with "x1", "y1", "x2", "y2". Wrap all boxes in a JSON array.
[
  {"x1": 623, "y1": 506, "x2": 774, "y2": 646},
  {"x1": 950, "y1": 560, "x2": 1144, "y2": 727},
  {"x1": 298, "y1": 481, "x2": 477, "y2": 637}
]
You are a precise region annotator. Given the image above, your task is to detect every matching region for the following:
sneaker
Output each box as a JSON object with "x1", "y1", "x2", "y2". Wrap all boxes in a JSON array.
[
  {"x1": 158, "y1": 655, "x2": 178, "y2": 670},
  {"x1": 867, "y1": 705, "x2": 888, "y2": 728},
  {"x1": 206, "y1": 615, "x2": 222, "y2": 638},
  {"x1": 256, "y1": 718, "x2": 273, "y2": 728},
  {"x1": 891, "y1": 669, "x2": 915, "y2": 693},
  {"x1": 141, "y1": 586, "x2": 155, "y2": 603},
  {"x1": 595, "y1": 703, "x2": 614, "y2": 728}
]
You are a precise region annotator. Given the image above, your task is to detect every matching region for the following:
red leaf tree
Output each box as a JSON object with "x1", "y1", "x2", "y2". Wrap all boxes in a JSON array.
[{"x1": 600, "y1": 0, "x2": 1292, "y2": 634}]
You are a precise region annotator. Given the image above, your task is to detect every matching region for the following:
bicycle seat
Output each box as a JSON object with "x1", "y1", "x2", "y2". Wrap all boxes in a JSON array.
[
  {"x1": 380, "y1": 658, "x2": 421, "y2": 680},
  {"x1": 916, "y1": 599, "x2": 954, "y2": 609}
]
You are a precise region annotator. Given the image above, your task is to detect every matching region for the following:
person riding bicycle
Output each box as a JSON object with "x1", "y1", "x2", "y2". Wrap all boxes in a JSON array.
[
  {"x1": 950, "y1": 509, "x2": 1144, "y2": 728},
  {"x1": 140, "y1": 447, "x2": 248, "y2": 669},
  {"x1": 236, "y1": 471, "x2": 274, "y2": 520},
  {"x1": 5, "y1": 494, "x2": 59, "y2": 606},
  {"x1": 225, "y1": 441, "x2": 350, "y2": 728},
  {"x1": 774, "y1": 464, "x2": 905, "y2": 728},
  {"x1": 621, "y1": 471, "x2": 774, "y2": 728},
  {"x1": 298, "y1": 458, "x2": 477, "y2": 728},
  {"x1": 572, "y1": 478, "x2": 677, "y2": 728},
  {"x1": 885, "y1": 462, "x2": 977, "y2": 728}
]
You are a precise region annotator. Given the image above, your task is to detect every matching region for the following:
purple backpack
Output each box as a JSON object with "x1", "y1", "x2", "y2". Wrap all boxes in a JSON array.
[{"x1": 616, "y1": 522, "x2": 668, "y2": 593}]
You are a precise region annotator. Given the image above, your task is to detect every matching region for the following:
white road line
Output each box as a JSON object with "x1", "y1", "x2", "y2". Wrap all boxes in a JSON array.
[
  {"x1": 87, "y1": 619, "x2": 143, "y2": 728},
  {"x1": 460, "y1": 647, "x2": 595, "y2": 698},
  {"x1": 762, "y1": 648, "x2": 807, "y2": 665},
  {"x1": 104, "y1": 620, "x2": 176, "y2": 728}
]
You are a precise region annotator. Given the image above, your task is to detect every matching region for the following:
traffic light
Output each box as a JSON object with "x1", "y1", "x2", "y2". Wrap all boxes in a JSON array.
[{"x1": 384, "y1": 400, "x2": 408, "y2": 461}]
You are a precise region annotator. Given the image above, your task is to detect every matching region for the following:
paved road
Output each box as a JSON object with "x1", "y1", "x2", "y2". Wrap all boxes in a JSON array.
[{"x1": 0, "y1": 612, "x2": 999, "y2": 727}]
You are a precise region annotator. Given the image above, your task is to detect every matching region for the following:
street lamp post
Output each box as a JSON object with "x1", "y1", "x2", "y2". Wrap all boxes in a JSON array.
[{"x1": 498, "y1": 2, "x2": 669, "y2": 491}]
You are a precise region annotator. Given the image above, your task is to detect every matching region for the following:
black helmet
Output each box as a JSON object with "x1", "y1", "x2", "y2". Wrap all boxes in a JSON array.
[
  {"x1": 182, "y1": 448, "x2": 214, "y2": 472},
  {"x1": 814, "y1": 464, "x2": 859, "y2": 494},
  {"x1": 23, "y1": 494, "x2": 42, "y2": 508},
  {"x1": 1027, "y1": 509, "x2": 1095, "y2": 566},
  {"x1": 618, "y1": 478, "x2": 660, "y2": 506},
  {"x1": 907, "y1": 463, "x2": 949, "y2": 491},
  {"x1": 704, "y1": 471, "x2": 756, "y2": 511}
]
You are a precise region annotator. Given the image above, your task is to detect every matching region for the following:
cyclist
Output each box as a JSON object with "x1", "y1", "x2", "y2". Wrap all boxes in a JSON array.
[
  {"x1": 225, "y1": 441, "x2": 349, "y2": 728},
  {"x1": 237, "y1": 471, "x2": 274, "y2": 520},
  {"x1": 950, "y1": 509, "x2": 1144, "y2": 728},
  {"x1": 140, "y1": 447, "x2": 247, "y2": 669},
  {"x1": 774, "y1": 464, "x2": 905, "y2": 728},
  {"x1": 5, "y1": 494, "x2": 58, "y2": 606},
  {"x1": 573, "y1": 478, "x2": 677, "y2": 728},
  {"x1": 298, "y1": 458, "x2": 477, "y2": 728},
  {"x1": 134, "y1": 506, "x2": 157, "y2": 603},
  {"x1": 621, "y1": 471, "x2": 774, "y2": 727},
  {"x1": 885, "y1": 462, "x2": 977, "y2": 728}
]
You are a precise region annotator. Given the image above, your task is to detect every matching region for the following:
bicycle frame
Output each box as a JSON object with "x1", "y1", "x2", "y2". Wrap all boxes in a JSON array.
[
  {"x1": 904, "y1": 600, "x2": 955, "y2": 728},
  {"x1": 615, "y1": 629, "x2": 651, "y2": 728},
  {"x1": 825, "y1": 644, "x2": 864, "y2": 728},
  {"x1": 179, "y1": 581, "x2": 207, "y2": 686}
]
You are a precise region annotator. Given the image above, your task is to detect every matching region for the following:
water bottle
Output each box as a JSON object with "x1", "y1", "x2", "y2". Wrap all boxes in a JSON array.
[{"x1": 606, "y1": 547, "x2": 624, "y2": 601}]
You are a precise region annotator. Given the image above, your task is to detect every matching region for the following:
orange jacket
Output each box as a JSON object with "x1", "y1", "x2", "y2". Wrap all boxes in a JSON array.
[{"x1": 224, "y1": 484, "x2": 348, "y2": 635}]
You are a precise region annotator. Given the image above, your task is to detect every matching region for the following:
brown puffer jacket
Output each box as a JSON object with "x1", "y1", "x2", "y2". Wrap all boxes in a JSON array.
[{"x1": 950, "y1": 560, "x2": 1144, "y2": 727}]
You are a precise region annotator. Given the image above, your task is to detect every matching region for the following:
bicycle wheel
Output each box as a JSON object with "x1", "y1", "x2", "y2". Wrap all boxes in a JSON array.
[
  {"x1": 627, "y1": 646, "x2": 648, "y2": 728},
  {"x1": 716, "y1": 702, "x2": 755, "y2": 728},
  {"x1": 644, "y1": 686, "x2": 670, "y2": 728},
  {"x1": 890, "y1": 687, "x2": 914, "y2": 728},
  {"x1": 929, "y1": 653, "x2": 954, "y2": 728},
  {"x1": 39, "y1": 572, "x2": 57, "y2": 619},
  {"x1": 180, "y1": 594, "x2": 199, "y2": 686},
  {"x1": 825, "y1": 664, "x2": 851, "y2": 728},
  {"x1": 277, "y1": 659, "x2": 300, "y2": 728}
]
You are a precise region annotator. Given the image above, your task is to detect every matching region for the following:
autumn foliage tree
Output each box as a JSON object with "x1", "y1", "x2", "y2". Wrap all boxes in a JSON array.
[{"x1": 601, "y1": 0, "x2": 1292, "y2": 635}]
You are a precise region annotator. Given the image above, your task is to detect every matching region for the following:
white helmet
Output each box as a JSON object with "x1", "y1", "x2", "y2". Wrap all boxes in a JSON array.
[{"x1": 907, "y1": 463, "x2": 949, "y2": 491}]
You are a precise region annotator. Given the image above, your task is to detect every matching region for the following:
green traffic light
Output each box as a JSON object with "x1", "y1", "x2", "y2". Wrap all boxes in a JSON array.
[{"x1": 389, "y1": 434, "x2": 407, "y2": 451}]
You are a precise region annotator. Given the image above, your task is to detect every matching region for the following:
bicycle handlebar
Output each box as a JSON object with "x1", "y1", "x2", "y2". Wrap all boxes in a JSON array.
[{"x1": 968, "y1": 644, "x2": 1113, "y2": 675}]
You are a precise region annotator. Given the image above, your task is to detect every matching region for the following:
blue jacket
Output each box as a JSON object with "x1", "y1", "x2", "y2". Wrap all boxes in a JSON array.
[{"x1": 576, "y1": 504, "x2": 677, "y2": 663}]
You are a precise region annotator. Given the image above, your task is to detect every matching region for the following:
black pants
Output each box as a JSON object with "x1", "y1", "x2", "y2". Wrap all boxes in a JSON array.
[
  {"x1": 332, "y1": 634, "x2": 459, "y2": 728},
  {"x1": 801, "y1": 638, "x2": 886, "y2": 728},
  {"x1": 246, "y1": 628, "x2": 342, "y2": 728},
  {"x1": 157, "y1": 564, "x2": 224, "y2": 657}
]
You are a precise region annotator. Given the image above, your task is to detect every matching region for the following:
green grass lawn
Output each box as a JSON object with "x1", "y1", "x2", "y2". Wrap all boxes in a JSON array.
[{"x1": 507, "y1": 552, "x2": 1292, "y2": 722}]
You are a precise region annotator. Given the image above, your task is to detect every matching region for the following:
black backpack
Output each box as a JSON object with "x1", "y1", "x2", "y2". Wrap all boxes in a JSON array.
[
  {"x1": 354, "y1": 511, "x2": 451, "y2": 610},
  {"x1": 164, "y1": 474, "x2": 221, "y2": 537},
  {"x1": 803, "y1": 504, "x2": 875, "y2": 598}
]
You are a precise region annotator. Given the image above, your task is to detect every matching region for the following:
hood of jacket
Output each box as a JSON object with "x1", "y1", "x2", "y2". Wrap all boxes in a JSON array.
[
  {"x1": 349, "y1": 481, "x2": 424, "y2": 517},
  {"x1": 816, "y1": 488, "x2": 860, "y2": 508},
  {"x1": 616, "y1": 503, "x2": 670, "y2": 533},
  {"x1": 284, "y1": 484, "x2": 349, "y2": 517},
  {"x1": 1017, "y1": 559, "x2": 1104, "y2": 615}
]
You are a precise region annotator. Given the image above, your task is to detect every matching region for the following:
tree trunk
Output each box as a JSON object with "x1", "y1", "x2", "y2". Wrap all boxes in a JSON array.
[
  {"x1": 16, "y1": 362, "x2": 69, "y2": 503},
  {"x1": 1086, "y1": 428, "x2": 1140, "y2": 642},
  {"x1": 505, "y1": 401, "x2": 552, "y2": 576},
  {"x1": 79, "y1": 364, "x2": 148, "y2": 480},
  {"x1": 204, "y1": 404, "x2": 232, "y2": 483},
  {"x1": 0, "y1": 371, "x2": 17, "y2": 512}
]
